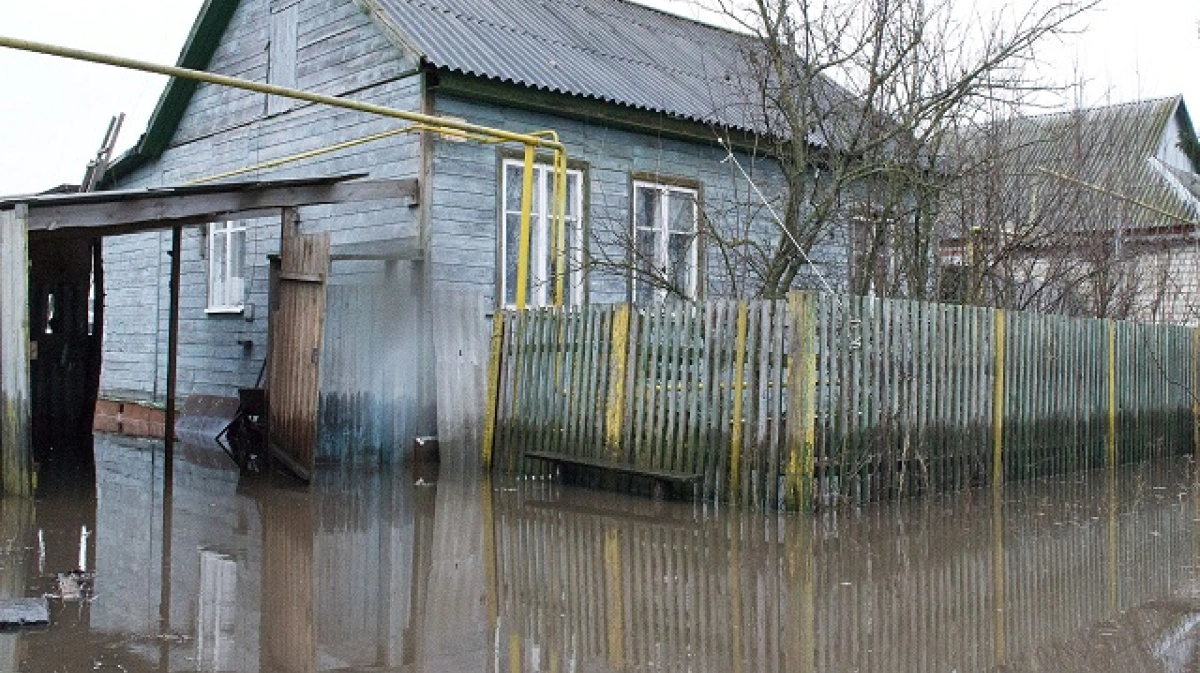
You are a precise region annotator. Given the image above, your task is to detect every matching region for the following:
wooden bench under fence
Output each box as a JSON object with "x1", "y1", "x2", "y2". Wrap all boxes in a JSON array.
[{"x1": 524, "y1": 451, "x2": 703, "y2": 499}]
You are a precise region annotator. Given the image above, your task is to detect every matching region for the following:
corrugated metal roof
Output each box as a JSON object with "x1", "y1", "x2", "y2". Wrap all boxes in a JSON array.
[
  {"x1": 946, "y1": 96, "x2": 1200, "y2": 234},
  {"x1": 375, "y1": 0, "x2": 770, "y2": 132}
]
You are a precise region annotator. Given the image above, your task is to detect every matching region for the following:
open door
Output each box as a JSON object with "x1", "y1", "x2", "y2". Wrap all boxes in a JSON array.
[
  {"x1": 267, "y1": 209, "x2": 330, "y2": 482},
  {"x1": 28, "y1": 236, "x2": 102, "y2": 473}
]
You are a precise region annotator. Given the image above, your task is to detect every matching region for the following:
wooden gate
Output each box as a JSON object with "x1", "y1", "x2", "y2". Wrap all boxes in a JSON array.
[{"x1": 267, "y1": 210, "x2": 330, "y2": 482}]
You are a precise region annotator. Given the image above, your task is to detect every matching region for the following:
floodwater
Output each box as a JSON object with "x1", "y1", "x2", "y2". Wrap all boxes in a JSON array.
[{"x1": 5, "y1": 435, "x2": 1200, "y2": 672}]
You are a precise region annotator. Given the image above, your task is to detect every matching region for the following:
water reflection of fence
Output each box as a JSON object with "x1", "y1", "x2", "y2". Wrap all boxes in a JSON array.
[
  {"x1": 489, "y1": 465, "x2": 1200, "y2": 673},
  {"x1": 487, "y1": 293, "x2": 1199, "y2": 509}
]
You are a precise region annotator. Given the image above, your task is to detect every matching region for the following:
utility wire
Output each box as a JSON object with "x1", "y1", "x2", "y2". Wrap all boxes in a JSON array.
[{"x1": 718, "y1": 138, "x2": 837, "y2": 295}]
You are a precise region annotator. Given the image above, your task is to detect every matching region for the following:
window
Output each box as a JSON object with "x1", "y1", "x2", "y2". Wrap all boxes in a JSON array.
[
  {"x1": 632, "y1": 181, "x2": 699, "y2": 304},
  {"x1": 500, "y1": 160, "x2": 584, "y2": 307},
  {"x1": 850, "y1": 205, "x2": 898, "y2": 296},
  {"x1": 208, "y1": 221, "x2": 246, "y2": 312}
]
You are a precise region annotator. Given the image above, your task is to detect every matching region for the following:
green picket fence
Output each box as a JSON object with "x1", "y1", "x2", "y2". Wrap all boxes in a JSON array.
[{"x1": 483, "y1": 292, "x2": 1199, "y2": 510}]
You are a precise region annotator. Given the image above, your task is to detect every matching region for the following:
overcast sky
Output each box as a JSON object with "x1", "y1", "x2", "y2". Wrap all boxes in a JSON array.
[{"x1": 0, "y1": 0, "x2": 1197, "y2": 195}]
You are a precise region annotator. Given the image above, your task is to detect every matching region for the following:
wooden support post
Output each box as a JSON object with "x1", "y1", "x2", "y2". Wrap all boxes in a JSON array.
[
  {"x1": 991, "y1": 309, "x2": 1006, "y2": 488},
  {"x1": 605, "y1": 305, "x2": 631, "y2": 461},
  {"x1": 0, "y1": 206, "x2": 31, "y2": 496},
  {"x1": 164, "y1": 224, "x2": 182, "y2": 473},
  {"x1": 729, "y1": 302, "x2": 749, "y2": 504},
  {"x1": 786, "y1": 291, "x2": 818, "y2": 512},
  {"x1": 481, "y1": 311, "x2": 505, "y2": 471}
]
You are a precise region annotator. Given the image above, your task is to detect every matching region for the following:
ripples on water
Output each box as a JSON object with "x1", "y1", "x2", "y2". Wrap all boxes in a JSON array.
[{"x1": 3, "y1": 434, "x2": 1200, "y2": 672}]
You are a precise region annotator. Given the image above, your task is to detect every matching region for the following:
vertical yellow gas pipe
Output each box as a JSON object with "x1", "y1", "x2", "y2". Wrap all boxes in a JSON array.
[
  {"x1": 552, "y1": 149, "x2": 569, "y2": 307},
  {"x1": 515, "y1": 146, "x2": 536, "y2": 310}
]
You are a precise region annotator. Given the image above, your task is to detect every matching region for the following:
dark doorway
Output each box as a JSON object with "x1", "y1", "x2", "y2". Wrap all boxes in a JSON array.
[{"x1": 28, "y1": 236, "x2": 103, "y2": 478}]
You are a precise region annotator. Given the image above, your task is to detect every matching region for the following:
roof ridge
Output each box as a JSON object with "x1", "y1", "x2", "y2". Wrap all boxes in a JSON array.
[
  {"x1": 574, "y1": 0, "x2": 752, "y2": 40},
  {"x1": 1004, "y1": 94, "x2": 1181, "y2": 125}
]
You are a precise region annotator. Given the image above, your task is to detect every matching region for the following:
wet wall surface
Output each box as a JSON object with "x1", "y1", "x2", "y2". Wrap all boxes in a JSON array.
[{"x1": 4, "y1": 434, "x2": 1200, "y2": 672}]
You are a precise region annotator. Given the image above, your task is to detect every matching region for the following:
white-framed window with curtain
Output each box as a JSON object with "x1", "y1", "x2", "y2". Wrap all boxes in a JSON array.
[
  {"x1": 632, "y1": 180, "x2": 699, "y2": 305},
  {"x1": 207, "y1": 221, "x2": 246, "y2": 312},
  {"x1": 500, "y1": 159, "x2": 585, "y2": 308}
]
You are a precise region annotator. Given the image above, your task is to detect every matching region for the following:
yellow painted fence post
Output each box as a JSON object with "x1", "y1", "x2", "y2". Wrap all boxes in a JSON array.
[
  {"x1": 1107, "y1": 320, "x2": 1118, "y2": 469},
  {"x1": 729, "y1": 302, "x2": 750, "y2": 504},
  {"x1": 786, "y1": 291, "x2": 818, "y2": 512},
  {"x1": 605, "y1": 305, "x2": 632, "y2": 461},
  {"x1": 992, "y1": 309, "x2": 1006, "y2": 488},
  {"x1": 1192, "y1": 328, "x2": 1200, "y2": 458},
  {"x1": 481, "y1": 311, "x2": 506, "y2": 471}
]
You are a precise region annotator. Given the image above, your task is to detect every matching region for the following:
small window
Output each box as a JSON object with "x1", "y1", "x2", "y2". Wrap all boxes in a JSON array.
[
  {"x1": 632, "y1": 181, "x2": 698, "y2": 305},
  {"x1": 208, "y1": 221, "x2": 246, "y2": 312},
  {"x1": 500, "y1": 160, "x2": 585, "y2": 308}
]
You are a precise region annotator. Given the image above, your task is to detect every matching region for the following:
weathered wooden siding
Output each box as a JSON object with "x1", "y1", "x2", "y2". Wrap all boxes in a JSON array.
[
  {"x1": 102, "y1": 0, "x2": 432, "y2": 457},
  {"x1": 0, "y1": 207, "x2": 31, "y2": 495},
  {"x1": 427, "y1": 94, "x2": 849, "y2": 305}
]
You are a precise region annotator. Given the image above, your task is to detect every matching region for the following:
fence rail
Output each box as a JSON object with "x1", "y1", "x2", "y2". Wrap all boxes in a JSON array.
[{"x1": 484, "y1": 292, "x2": 1199, "y2": 510}]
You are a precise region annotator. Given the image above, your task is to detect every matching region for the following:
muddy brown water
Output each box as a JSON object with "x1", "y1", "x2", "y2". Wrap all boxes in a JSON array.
[{"x1": 3, "y1": 434, "x2": 1200, "y2": 672}]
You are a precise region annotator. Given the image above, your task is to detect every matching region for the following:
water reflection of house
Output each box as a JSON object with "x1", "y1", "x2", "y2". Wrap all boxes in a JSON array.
[
  {"x1": 86, "y1": 438, "x2": 463, "y2": 671},
  {"x1": 14, "y1": 436, "x2": 1200, "y2": 672}
]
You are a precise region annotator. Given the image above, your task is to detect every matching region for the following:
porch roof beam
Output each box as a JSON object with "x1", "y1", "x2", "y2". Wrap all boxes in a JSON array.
[{"x1": 18, "y1": 178, "x2": 415, "y2": 236}]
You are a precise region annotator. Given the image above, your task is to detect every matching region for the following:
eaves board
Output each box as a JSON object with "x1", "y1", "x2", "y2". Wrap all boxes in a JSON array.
[{"x1": 431, "y1": 69, "x2": 768, "y2": 156}]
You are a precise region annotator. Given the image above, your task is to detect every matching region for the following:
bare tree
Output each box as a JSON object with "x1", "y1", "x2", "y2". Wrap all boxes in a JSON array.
[{"x1": 694, "y1": 0, "x2": 1099, "y2": 301}]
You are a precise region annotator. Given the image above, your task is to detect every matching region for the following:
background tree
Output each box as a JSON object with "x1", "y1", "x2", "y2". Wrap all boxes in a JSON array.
[{"x1": 695, "y1": 0, "x2": 1100, "y2": 301}]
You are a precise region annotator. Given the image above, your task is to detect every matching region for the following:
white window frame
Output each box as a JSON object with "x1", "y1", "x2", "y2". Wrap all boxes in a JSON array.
[
  {"x1": 500, "y1": 159, "x2": 585, "y2": 308},
  {"x1": 206, "y1": 221, "x2": 247, "y2": 313},
  {"x1": 631, "y1": 180, "x2": 699, "y2": 305}
]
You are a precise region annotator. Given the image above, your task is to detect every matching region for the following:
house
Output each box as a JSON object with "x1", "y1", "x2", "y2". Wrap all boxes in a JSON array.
[
  {"x1": 938, "y1": 96, "x2": 1200, "y2": 323},
  {"x1": 97, "y1": 0, "x2": 851, "y2": 465}
]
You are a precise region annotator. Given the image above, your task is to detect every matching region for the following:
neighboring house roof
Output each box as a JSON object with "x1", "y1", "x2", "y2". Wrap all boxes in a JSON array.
[{"x1": 944, "y1": 96, "x2": 1200, "y2": 237}]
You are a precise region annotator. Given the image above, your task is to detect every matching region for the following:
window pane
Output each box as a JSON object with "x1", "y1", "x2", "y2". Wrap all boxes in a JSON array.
[
  {"x1": 565, "y1": 172, "x2": 579, "y2": 220},
  {"x1": 635, "y1": 185, "x2": 660, "y2": 230},
  {"x1": 533, "y1": 210, "x2": 548, "y2": 307},
  {"x1": 636, "y1": 228, "x2": 658, "y2": 272},
  {"x1": 668, "y1": 191, "x2": 696, "y2": 233},
  {"x1": 229, "y1": 229, "x2": 246, "y2": 306},
  {"x1": 505, "y1": 213, "x2": 522, "y2": 306},
  {"x1": 668, "y1": 231, "x2": 694, "y2": 295},
  {"x1": 505, "y1": 164, "x2": 523, "y2": 213},
  {"x1": 210, "y1": 228, "x2": 228, "y2": 306},
  {"x1": 230, "y1": 230, "x2": 245, "y2": 281}
]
